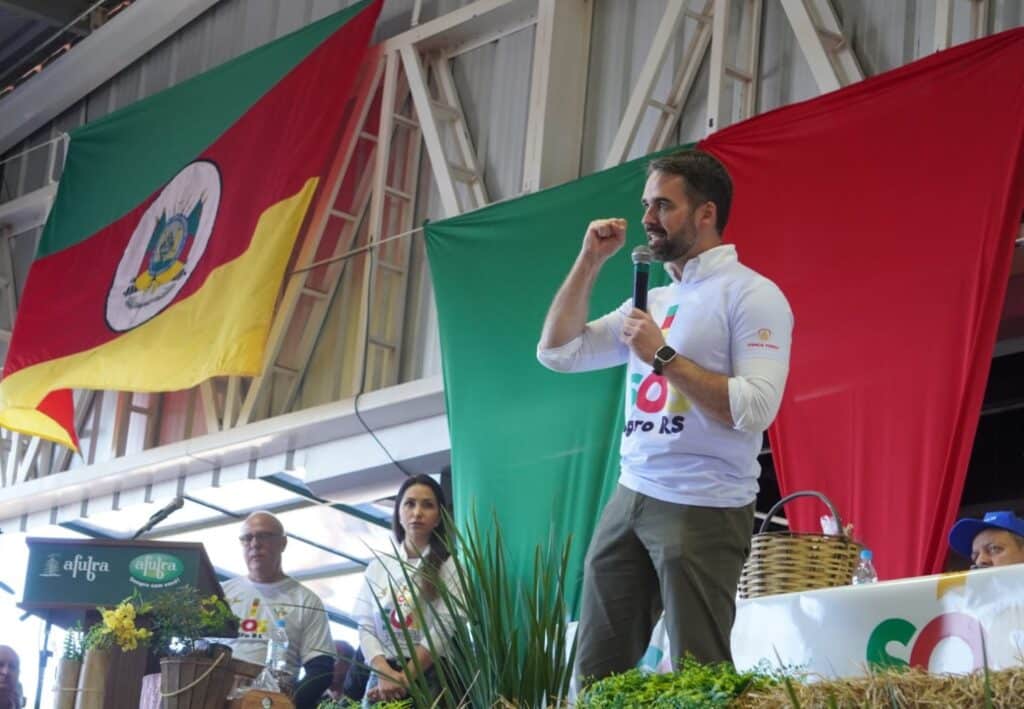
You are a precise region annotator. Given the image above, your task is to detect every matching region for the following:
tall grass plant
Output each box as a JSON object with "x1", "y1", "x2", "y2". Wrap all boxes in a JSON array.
[{"x1": 367, "y1": 510, "x2": 577, "y2": 708}]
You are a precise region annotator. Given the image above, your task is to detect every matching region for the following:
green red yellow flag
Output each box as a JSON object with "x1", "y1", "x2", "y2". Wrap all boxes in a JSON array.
[{"x1": 0, "y1": 0, "x2": 382, "y2": 448}]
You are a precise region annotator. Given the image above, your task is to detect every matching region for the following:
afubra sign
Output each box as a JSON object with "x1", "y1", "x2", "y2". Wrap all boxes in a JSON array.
[
  {"x1": 40, "y1": 553, "x2": 111, "y2": 582},
  {"x1": 23, "y1": 539, "x2": 208, "y2": 609},
  {"x1": 129, "y1": 553, "x2": 184, "y2": 588}
]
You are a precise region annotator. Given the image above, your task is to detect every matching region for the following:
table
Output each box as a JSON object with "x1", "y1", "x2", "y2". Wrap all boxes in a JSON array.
[{"x1": 730, "y1": 564, "x2": 1024, "y2": 677}]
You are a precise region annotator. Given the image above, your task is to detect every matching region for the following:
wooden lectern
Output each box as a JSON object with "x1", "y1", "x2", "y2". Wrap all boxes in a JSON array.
[
  {"x1": 21, "y1": 537, "x2": 225, "y2": 628},
  {"x1": 21, "y1": 537, "x2": 226, "y2": 708}
]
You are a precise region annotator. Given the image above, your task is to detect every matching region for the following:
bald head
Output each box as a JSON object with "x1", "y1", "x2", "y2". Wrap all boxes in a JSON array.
[
  {"x1": 239, "y1": 511, "x2": 287, "y2": 583},
  {"x1": 243, "y1": 511, "x2": 284, "y2": 535}
]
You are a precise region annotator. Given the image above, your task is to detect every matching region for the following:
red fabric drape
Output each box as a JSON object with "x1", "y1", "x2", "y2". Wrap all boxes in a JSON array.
[{"x1": 700, "y1": 28, "x2": 1024, "y2": 580}]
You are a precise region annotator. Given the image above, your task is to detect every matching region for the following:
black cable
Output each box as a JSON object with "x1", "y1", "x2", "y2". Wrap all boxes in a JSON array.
[{"x1": 351, "y1": 226, "x2": 414, "y2": 478}]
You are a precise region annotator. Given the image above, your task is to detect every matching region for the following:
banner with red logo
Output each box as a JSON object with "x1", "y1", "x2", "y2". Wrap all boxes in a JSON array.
[{"x1": 732, "y1": 566, "x2": 1024, "y2": 676}]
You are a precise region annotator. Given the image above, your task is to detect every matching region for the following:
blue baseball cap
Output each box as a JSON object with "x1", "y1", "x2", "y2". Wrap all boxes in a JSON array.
[{"x1": 948, "y1": 510, "x2": 1024, "y2": 558}]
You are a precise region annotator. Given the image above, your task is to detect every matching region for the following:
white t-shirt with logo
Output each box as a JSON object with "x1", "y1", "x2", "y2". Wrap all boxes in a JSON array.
[
  {"x1": 537, "y1": 244, "x2": 793, "y2": 507},
  {"x1": 222, "y1": 575, "x2": 335, "y2": 675},
  {"x1": 353, "y1": 544, "x2": 459, "y2": 662}
]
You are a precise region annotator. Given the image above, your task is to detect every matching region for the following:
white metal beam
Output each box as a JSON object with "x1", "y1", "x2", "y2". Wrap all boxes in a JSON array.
[
  {"x1": 934, "y1": 0, "x2": 953, "y2": 52},
  {"x1": 16, "y1": 435, "x2": 40, "y2": 482},
  {"x1": 709, "y1": 0, "x2": 763, "y2": 135},
  {"x1": 737, "y1": 0, "x2": 763, "y2": 120},
  {"x1": 199, "y1": 380, "x2": 221, "y2": 433},
  {"x1": 4, "y1": 431, "x2": 20, "y2": 486},
  {"x1": 383, "y1": 0, "x2": 537, "y2": 53},
  {"x1": 399, "y1": 45, "x2": 461, "y2": 216},
  {"x1": 648, "y1": 0, "x2": 714, "y2": 153},
  {"x1": 430, "y1": 54, "x2": 489, "y2": 208},
  {"x1": 369, "y1": 52, "x2": 400, "y2": 248},
  {"x1": 0, "y1": 183, "x2": 57, "y2": 235},
  {"x1": 969, "y1": 0, "x2": 990, "y2": 40},
  {"x1": 779, "y1": 0, "x2": 866, "y2": 93},
  {"x1": 0, "y1": 0, "x2": 223, "y2": 156},
  {"x1": 605, "y1": 0, "x2": 687, "y2": 167},
  {"x1": 779, "y1": 0, "x2": 840, "y2": 93},
  {"x1": 808, "y1": 0, "x2": 862, "y2": 84},
  {"x1": 0, "y1": 375, "x2": 448, "y2": 530},
  {"x1": 354, "y1": 50, "x2": 402, "y2": 396},
  {"x1": 521, "y1": 0, "x2": 592, "y2": 192},
  {"x1": 236, "y1": 52, "x2": 387, "y2": 427},
  {"x1": 707, "y1": 0, "x2": 731, "y2": 135}
]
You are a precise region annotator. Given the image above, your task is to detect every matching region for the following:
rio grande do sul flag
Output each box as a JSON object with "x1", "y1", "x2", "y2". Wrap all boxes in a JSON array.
[{"x1": 0, "y1": 0, "x2": 382, "y2": 448}]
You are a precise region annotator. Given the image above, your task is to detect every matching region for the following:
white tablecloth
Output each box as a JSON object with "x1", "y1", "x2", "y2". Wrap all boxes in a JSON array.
[{"x1": 730, "y1": 564, "x2": 1024, "y2": 678}]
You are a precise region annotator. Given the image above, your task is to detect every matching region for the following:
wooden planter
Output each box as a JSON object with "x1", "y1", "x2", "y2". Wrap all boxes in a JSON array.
[
  {"x1": 54, "y1": 658, "x2": 81, "y2": 709},
  {"x1": 73, "y1": 648, "x2": 108, "y2": 709},
  {"x1": 74, "y1": 646, "x2": 149, "y2": 709},
  {"x1": 160, "y1": 650, "x2": 234, "y2": 709},
  {"x1": 227, "y1": 689, "x2": 294, "y2": 708}
]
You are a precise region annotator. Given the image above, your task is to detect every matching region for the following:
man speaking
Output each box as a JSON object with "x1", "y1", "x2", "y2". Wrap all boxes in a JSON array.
[{"x1": 537, "y1": 149, "x2": 793, "y2": 682}]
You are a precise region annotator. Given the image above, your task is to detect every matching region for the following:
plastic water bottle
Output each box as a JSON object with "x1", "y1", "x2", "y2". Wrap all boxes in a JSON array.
[
  {"x1": 265, "y1": 618, "x2": 289, "y2": 676},
  {"x1": 851, "y1": 549, "x2": 878, "y2": 585}
]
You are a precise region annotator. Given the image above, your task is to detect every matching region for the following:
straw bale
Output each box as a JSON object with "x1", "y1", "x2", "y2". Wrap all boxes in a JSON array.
[{"x1": 738, "y1": 665, "x2": 1024, "y2": 708}]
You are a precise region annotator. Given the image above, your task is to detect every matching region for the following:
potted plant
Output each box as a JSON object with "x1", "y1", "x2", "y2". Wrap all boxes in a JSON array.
[
  {"x1": 147, "y1": 585, "x2": 237, "y2": 709},
  {"x1": 55, "y1": 624, "x2": 83, "y2": 709},
  {"x1": 367, "y1": 511, "x2": 577, "y2": 709},
  {"x1": 76, "y1": 592, "x2": 152, "y2": 709}
]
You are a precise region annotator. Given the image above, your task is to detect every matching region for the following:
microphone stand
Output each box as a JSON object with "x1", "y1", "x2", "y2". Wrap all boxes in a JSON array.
[
  {"x1": 33, "y1": 616, "x2": 52, "y2": 709},
  {"x1": 131, "y1": 497, "x2": 184, "y2": 540}
]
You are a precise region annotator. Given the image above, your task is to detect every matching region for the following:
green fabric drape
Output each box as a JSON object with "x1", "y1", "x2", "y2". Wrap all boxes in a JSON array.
[{"x1": 425, "y1": 150, "x2": 676, "y2": 610}]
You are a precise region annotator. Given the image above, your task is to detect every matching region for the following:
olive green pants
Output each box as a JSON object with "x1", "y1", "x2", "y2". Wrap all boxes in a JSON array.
[{"x1": 576, "y1": 485, "x2": 754, "y2": 684}]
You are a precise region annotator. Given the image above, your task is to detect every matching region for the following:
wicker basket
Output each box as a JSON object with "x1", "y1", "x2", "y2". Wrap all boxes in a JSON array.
[{"x1": 738, "y1": 490, "x2": 862, "y2": 599}]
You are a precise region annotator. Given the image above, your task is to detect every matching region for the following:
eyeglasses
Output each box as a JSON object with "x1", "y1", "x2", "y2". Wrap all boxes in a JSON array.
[{"x1": 238, "y1": 532, "x2": 283, "y2": 545}]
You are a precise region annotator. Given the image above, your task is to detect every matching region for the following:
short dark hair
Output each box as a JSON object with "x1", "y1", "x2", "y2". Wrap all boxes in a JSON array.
[{"x1": 647, "y1": 149, "x2": 733, "y2": 233}]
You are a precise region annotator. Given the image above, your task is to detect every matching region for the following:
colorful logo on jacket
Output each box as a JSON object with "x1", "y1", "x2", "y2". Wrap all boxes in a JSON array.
[
  {"x1": 388, "y1": 583, "x2": 417, "y2": 630},
  {"x1": 746, "y1": 326, "x2": 780, "y2": 351},
  {"x1": 625, "y1": 305, "x2": 691, "y2": 437},
  {"x1": 237, "y1": 595, "x2": 268, "y2": 637},
  {"x1": 106, "y1": 159, "x2": 221, "y2": 332}
]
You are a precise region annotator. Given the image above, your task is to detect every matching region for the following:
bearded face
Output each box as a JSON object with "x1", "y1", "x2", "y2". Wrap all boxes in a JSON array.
[{"x1": 641, "y1": 171, "x2": 702, "y2": 263}]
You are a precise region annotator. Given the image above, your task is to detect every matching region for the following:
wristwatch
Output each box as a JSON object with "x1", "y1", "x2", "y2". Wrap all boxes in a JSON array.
[{"x1": 652, "y1": 345, "x2": 677, "y2": 375}]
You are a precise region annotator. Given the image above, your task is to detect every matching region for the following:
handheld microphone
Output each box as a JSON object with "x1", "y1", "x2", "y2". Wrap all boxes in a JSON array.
[
  {"x1": 131, "y1": 496, "x2": 185, "y2": 539},
  {"x1": 632, "y1": 246, "x2": 653, "y2": 311}
]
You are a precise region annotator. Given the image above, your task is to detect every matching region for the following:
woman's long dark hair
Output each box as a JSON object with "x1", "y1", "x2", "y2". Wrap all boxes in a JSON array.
[{"x1": 392, "y1": 474, "x2": 451, "y2": 601}]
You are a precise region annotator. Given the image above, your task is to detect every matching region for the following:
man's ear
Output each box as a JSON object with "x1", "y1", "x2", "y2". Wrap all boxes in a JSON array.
[
  {"x1": 281, "y1": 535, "x2": 288, "y2": 551},
  {"x1": 698, "y1": 201, "x2": 718, "y2": 231}
]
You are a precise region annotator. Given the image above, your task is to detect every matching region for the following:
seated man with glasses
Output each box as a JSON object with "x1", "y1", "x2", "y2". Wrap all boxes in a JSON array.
[
  {"x1": 948, "y1": 510, "x2": 1024, "y2": 569},
  {"x1": 223, "y1": 511, "x2": 336, "y2": 709}
]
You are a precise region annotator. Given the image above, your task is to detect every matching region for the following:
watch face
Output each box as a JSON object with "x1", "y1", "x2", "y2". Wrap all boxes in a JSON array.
[{"x1": 656, "y1": 346, "x2": 676, "y2": 362}]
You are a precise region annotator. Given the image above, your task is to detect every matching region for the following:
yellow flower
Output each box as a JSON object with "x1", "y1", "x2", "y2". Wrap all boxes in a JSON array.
[{"x1": 96, "y1": 597, "x2": 151, "y2": 652}]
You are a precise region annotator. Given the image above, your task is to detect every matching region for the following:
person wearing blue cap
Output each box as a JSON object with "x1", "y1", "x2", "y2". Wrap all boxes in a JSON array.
[{"x1": 948, "y1": 511, "x2": 1024, "y2": 569}]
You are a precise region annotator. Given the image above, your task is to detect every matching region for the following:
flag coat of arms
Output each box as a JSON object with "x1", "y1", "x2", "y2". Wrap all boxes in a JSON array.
[{"x1": 0, "y1": 0, "x2": 383, "y2": 448}]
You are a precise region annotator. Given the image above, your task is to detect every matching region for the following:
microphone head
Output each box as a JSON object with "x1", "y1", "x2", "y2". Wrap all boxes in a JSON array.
[{"x1": 631, "y1": 245, "x2": 653, "y2": 265}]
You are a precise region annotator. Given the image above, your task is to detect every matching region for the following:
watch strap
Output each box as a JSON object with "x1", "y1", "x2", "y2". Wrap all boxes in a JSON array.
[{"x1": 652, "y1": 345, "x2": 677, "y2": 375}]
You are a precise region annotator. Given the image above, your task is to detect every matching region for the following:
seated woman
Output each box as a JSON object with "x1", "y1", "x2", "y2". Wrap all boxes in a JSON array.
[{"x1": 353, "y1": 474, "x2": 459, "y2": 705}]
